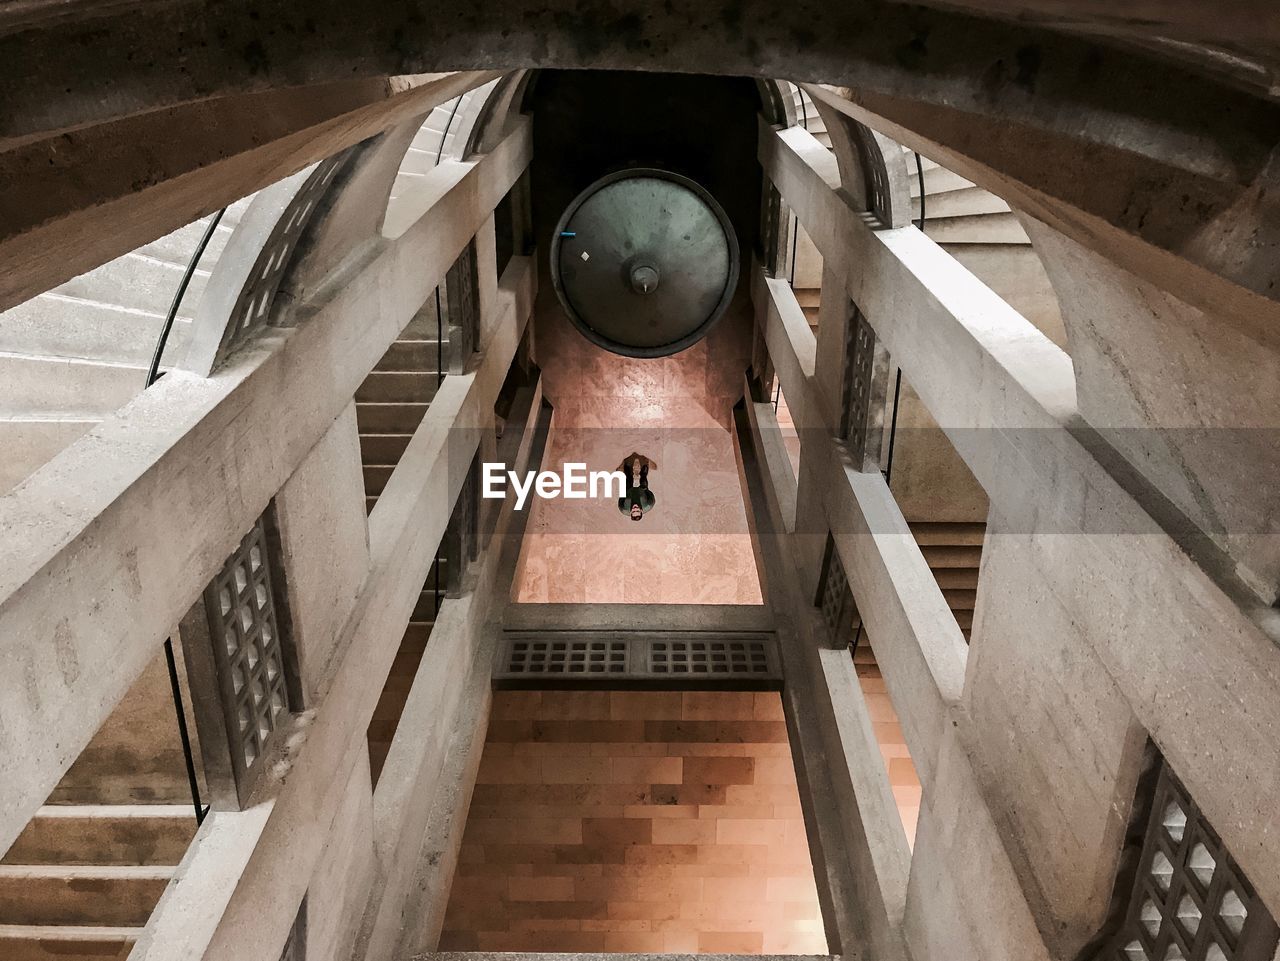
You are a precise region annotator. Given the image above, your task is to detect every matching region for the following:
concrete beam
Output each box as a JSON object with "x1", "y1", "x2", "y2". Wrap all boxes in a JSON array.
[
  {"x1": 755, "y1": 272, "x2": 967, "y2": 791},
  {"x1": 5, "y1": 2, "x2": 1278, "y2": 317},
  {"x1": 876, "y1": 0, "x2": 1280, "y2": 59},
  {"x1": 761, "y1": 121, "x2": 1280, "y2": 915},
  {"x1": 5, "y1": 0, "x2": 1271, "y2": 151},
  {"x1": 0, "y1": 71, "x2": 498, "y2": 311},
  {"x1": 734, "y1": 403, "x2": 910, "y2": 961},
  {"x1": 0, "y1": 121, "x2": 531, "y2": 857},
  {"x1": 804, "y1": 82, "x2": 1280, "y2": 351},
  {"x1": 134, "y1": 254, "x2": 536, "y2": 961},
  {"x1": 503, "y1": 603, "x2": 774, "y2": 633}
]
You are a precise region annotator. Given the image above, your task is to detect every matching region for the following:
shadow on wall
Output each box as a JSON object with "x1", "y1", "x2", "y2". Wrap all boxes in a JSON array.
[{"x1": 514, "y1": 287, "x2": 761, "y2": 604}]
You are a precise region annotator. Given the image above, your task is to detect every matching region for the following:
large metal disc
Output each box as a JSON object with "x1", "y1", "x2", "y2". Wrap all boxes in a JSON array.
[{"x1": 551, "y1": 169, "x2": 739, "y2": 357}]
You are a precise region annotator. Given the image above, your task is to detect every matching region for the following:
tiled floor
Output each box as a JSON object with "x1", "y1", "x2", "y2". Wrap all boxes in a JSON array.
[
  {"x1": 514, "y1": 294, "x2": 762, "y2": 604},
  {"x1": 441, "y1": 690, "x2": 828, "y2": 953},
  {"x1": 854, "y1": 641, "x2": 922, "y2": 844}
]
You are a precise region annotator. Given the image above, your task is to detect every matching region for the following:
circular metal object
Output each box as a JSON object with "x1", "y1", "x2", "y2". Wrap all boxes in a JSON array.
[{"x1": 551, "y1": 169, "x2": 739, "y2": 358}]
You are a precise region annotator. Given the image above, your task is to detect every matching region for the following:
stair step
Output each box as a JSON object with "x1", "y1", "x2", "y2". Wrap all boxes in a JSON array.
[
  {"x1": 136, "y1": 216, "x2": 233, "y2": 268},
  {"x1": 0, "y1": 865, "x2": 171, "y2": 926},
  {"x1": 0, "y1": 354, "x2": 143, "y2": 418},
  {"x1": 413, "y1": 589, "x2": 443, "y2": 622},
  {"x1": 920, "y1": 545, "x2": 983, "y2": 569},
  {"x1": 931, "y1": 569, "x2": 980, "y2": 590},
  {"x1": 362, "y1": 464, "x2": 394, "y2": 497},
  {"x1": 356, "y1": 401, "x2": 430, "y2": 434},
  {"x1": 56, "y1": 252, "x2": 209, "y2": 320},
  {"x1": 910, "y1": 166, "x2": 974, "y2": 198},
  {"x1": 922, "y1": 212, "x2": 1030, "y2": 245},
  {"x1": 375, "y1": 340, "x2": 443, "y2": 373},
  {"x1": 0, "y1": 295, "x2": 191, "y2": 367},
  {"x1": 373, "y1": 686, "x2": 411, "y2": 721},
  {"x1": 908, "y1": 522, "x2": 986, "y2": 546},
  {"x1": 912, "y1": 185, "x2": 1011, "y2": 220},
  {"x1": 3, "y1": 806, "x2": 195, "y2": 867},
  {"x1": 0, "y1": 924, "x2": 141, "y2": 961},
  {"x1": 792, "y1": 287, "x2": 821, "y2": 307},
  {"x1": 355, "y1": 371, "x2": 439, "y2": 404},
  {"x1": 359, "y1": 433, "x2": 413, "y2": 465},
  {"x1": 940, "y1": 588, "x2": 977, "y2": 610}
]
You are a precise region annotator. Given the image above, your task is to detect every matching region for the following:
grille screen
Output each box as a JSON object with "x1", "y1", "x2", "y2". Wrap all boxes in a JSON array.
[{"x1": 498, "y1": 633, "x2": 780, "y2": 683}]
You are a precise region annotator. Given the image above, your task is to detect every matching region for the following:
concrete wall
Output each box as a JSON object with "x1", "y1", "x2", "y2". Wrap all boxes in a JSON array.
[{"x1": 1027, "y1": 219, "x2": 1280, "y2": 603}]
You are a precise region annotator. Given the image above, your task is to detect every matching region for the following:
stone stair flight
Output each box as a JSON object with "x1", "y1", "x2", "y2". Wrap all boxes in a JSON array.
[{"x1": 0, "y1": 196, "x2": 254, "y2": 495}]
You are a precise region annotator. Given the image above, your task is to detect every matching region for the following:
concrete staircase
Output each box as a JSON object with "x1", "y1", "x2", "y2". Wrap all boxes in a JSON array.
[
  {"x1": 0, "y1": 197, "x2": 253, "y2": 494},
  {"x1": 904, "y1": 145, "x2": 1066, "y2": 345},
  {"x1": 389, "y1": 78, "x2": 501, "y2": 205},
  {"x1": 0, "y1": 806, "x2": 196, "y2": 960},
  {"x1": 908, "y1": 521, "x2": 985, "y2": 641},
  {"x1": 355, "y1": 309, "x2": 448, "y2": 513},
  {"x1": 357, "y1": 311, "x2": 451, "y2": 784}
]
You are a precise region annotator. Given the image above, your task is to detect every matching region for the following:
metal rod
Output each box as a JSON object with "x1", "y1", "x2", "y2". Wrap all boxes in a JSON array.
[
  {"x1": 915, "y1": 152, "x2": 927, "y2": 232},
  {"x1": 884, "y1": 368, "x2": 903, "y2": 485},
  {"x1": 147, "y1": 207, "x2": 225, "y2": 388},
  {"x1": 790, "y1": 86, "x2": 809, "y2": 288},
  {"x1": 164, "y1": 638, "x2": 206, "y2": 824},
  {"x1": 436, "y1": 286, "x2": 444, "y2": 387},
  {"x1": 436, "y1": 96, "x2": 465, "y2": 167},
  {"x1": 149, "y1": 209, "x2": 225, "y2": 825}
]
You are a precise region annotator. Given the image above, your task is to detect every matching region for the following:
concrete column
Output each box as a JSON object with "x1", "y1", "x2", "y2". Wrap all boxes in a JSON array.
[{"x1": 273, "y1": 402, "x2": 370, "y2": 703}]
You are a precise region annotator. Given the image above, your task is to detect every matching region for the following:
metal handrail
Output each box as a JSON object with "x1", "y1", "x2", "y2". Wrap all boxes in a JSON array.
[
  {"x1": 435, "y1": 96, "x2": 465, "y2": 167},
  {"x1": 148, "y1": 207, "x2": 227, "y2": 825},
  {"x1": 146, "y1": 208, "x2": 226, "y2": 388}
]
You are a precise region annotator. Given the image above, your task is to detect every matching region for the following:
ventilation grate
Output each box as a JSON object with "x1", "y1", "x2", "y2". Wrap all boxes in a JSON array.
[
  {"x1": 506, "y1": 639, "x2": 628, "y2": 675},
  {"x1": 497, "y1": 633, "x2": 780, "y2": 684},
  {"x1": 650, "y1": 639, "x2": 771, "y2": 676}
]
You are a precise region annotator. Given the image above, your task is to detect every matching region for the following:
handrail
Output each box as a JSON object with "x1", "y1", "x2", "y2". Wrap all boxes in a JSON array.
[
  {"x1": 146, "y1": 208, "x2": 226, "y2": 388},
  {"x1": 435, "y1": 95, "x2": 465, "y2": 166},
  {"x1": 148, "y1": 207, "x2": 227, "y2": 826}
]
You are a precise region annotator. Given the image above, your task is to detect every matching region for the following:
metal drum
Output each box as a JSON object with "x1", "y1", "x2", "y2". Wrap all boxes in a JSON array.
[{"x1": 551, "y1": 168, "x2": 739, "y2": 357}]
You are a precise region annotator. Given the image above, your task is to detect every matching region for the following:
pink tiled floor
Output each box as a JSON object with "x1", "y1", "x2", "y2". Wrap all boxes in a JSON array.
[{"x1": 515, "y1": 295, "x2": 762, "y2": 604}]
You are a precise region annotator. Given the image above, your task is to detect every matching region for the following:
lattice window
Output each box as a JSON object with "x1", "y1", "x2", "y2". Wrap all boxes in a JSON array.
[
  {"x1": 214, "y1": 150, "x2": 352, "y2": 366},
  {"x1": 818, "y1": 536, "x2": 855, "y2": 645},
  {"x1": 759, "y1": 179, "x2": 785, "y2": 276},
  {"x1": 444, "y1": 241, "x2": 480, "y2": 372},
  {"x1": 505, "y1": 639, "x2": 628, "y2": 675},
  {"x1": 841, "y1": 305, "x2": 878, "y2": 462},
  {"x1": 854, "y1": 120, "x2": 894, "y2": 227},
  {"x1": 1104, "y1": 764, "x2": 1278, "y2": 961},
  {"x1": 649, "y1": 639, "x2": 771, "y2": 676},
  {"x1": 204, "y1": 515, "x2": 294, "y2": 787}
]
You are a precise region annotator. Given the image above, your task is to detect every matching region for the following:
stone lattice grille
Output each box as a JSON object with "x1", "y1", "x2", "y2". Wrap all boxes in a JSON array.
[
  {"x1": 759, "y1": 179, "x2": 784, "y2": 275},
  {"x1": 215, "y1": 150, "x2": 351, "y2": 366},
  {"x1": 445, "y1": 241, "x2": 480, "y2": 370},
  {"x1": 1107, "y1": 764, "x2": 1278, "y2": 961},
  {"x1": 842, "y1": 305, "x2": 878, "y2": 461},
  {"x1": 505, "y1": 639, "x2": 628, "y2": 675},
  {"x1": 819, "y1": 539, "x2": 854, "y2": 644},
  {"x1": 206, "y1": 516, "x2": 290, "y2": 777},
  {"x1": 649, "y1": 639, "x2": 771, "y2": 676}
]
